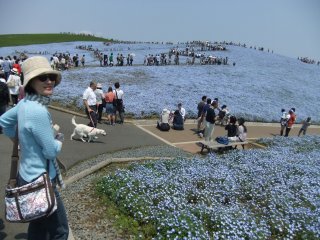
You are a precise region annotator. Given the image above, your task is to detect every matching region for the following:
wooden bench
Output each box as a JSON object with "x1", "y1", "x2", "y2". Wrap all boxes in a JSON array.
[{"x1": 198, "y1": 140, "x2": 248, "y2": 153}]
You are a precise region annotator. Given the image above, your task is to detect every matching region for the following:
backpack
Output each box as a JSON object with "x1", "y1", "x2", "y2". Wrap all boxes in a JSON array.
[{"x1": 215, "y1": 136, "x2": 229, "y2": 145}]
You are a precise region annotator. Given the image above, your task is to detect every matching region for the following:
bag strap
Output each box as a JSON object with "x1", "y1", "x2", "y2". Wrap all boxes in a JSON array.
[
  {"x1": 9, "y1": 127, "x2": 19, "y2": 180},
  {"x1": 9, "y1": 126, "x2": 50, "y2": 181}
]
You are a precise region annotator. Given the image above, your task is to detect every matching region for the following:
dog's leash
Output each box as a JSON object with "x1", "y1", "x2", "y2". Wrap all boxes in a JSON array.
[{"x1": 88, "y1": 110, "x2": 97, "y2": 128}]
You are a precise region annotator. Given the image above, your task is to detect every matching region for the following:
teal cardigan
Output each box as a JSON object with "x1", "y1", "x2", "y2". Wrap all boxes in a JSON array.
[{"x1": 0, "y1": 94, "x2": 61, "y2": 182}]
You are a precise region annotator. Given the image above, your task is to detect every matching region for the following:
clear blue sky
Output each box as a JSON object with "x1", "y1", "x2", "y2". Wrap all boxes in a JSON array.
[{"x1": 1, "y1": 0, "x2": 319, "y2": 60}]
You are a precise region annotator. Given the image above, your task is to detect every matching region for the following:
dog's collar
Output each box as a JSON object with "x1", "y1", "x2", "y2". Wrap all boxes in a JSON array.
[{"x1": 89, "y1": 127, "x2": 95, "y2": 133}]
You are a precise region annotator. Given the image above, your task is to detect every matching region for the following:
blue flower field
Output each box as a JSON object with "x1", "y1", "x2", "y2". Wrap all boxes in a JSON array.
[
  {"x1": 97, "y1": 136, "x2": 320, "y2": 239},
  {"x1": 1, "y1": 41, "x2": 320, "y2": 123}
]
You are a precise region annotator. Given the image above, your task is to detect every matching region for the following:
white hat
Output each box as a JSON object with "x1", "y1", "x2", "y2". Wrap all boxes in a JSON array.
[
  {"x1": 11, "y1": 68, "x2": 19, "y2": 74},
  {"x1": 22, "y1": 56, "x2": 61, "y2": 87},
  {"x1": 97, "y1": 83, "x2": 102, "y2": 88}
]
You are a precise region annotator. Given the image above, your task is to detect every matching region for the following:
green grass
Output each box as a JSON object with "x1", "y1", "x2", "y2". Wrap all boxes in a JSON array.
[{"x1": 0, "y1": 33, "x2": 114, "y2": 47}]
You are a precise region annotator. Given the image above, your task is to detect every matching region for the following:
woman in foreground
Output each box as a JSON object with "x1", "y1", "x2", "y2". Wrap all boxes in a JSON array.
[{"x1": 0, "y1": 56, "x2": 69, "y2": 240}]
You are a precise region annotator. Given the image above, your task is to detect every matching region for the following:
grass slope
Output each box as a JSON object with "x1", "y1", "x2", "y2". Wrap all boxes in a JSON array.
[{"x1": 0, "y1": 33, "x2": 113, "y2": 47}]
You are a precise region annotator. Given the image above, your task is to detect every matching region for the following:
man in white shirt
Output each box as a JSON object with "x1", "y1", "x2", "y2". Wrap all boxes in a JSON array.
[{"x1": 83, "y1": 81, "x2": 98, "y2": 127}]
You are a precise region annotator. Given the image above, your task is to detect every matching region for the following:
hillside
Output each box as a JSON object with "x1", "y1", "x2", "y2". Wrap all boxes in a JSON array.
[
  {"x1": 0, "y1": 33, "x2": 113, "y2": 47},
  {"x1": 1, "y1": 41, "x2": 320, "y2": 123}
]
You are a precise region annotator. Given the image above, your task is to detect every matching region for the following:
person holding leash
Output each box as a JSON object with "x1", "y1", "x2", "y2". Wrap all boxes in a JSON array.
[
  {"x1": 0, "y1": 56, "x2": 69, "y2": 239},
  {"x1": 83, "y1": 81, "x2": 98, "y2": 127}
]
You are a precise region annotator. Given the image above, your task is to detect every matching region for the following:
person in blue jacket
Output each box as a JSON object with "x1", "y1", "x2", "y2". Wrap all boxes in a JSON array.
[{"x1": 0, "y1": 56, "x2": 69, "y2": 240}]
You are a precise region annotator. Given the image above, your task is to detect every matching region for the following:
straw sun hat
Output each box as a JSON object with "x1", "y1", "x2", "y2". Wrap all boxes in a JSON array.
[{"x1": 22, "y1": 56, "x2": 61, "y2": 87}]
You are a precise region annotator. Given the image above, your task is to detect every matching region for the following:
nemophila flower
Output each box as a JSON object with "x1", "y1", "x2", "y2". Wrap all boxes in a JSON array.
[
  {"x1": 2, "y1": 42, "x2": 319, "y2": 122},
  {"x1": 95, "y1": 136, "x2": 320, "y2": 239}
]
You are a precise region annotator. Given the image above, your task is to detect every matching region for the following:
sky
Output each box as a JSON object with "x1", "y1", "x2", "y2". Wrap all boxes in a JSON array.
[{"x1": 1, "y1": 0, "x2": 319, "y2": 60}]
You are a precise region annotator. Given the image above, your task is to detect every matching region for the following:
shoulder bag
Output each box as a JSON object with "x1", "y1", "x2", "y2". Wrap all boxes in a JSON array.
[{"x1": 5, "y1": 130, "x2": 57, "y2": 223}]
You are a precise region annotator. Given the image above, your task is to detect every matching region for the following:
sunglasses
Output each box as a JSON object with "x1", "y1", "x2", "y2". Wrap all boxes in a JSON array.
[{"x1": 38, "y1": 74, "x2": 57, "y2": 82}]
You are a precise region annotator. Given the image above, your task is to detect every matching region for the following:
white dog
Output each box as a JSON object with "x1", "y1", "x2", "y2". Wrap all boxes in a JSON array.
[{"x1": 70, "y1": 116, "x2": 106, "y2": 142}]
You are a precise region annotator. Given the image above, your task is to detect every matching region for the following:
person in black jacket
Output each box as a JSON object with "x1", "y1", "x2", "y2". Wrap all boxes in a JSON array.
[
  {"x1": 172, "y1": 110, "x2": 184, "y2": 130},
  {"x1": 204, "y1": 100, "x2": 218, "y2": 141},
  {"x1": 0, "y1": 77, "x2": 10, "y2": 133},
  {"x1": 225, "y1": 115, "x2": 237, "y2": 137}
]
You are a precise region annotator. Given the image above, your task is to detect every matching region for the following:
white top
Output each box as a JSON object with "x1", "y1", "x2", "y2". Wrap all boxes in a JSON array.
[
  {"x1": 53, "y1": 56, "x2": 59, "y2": 63},
  {"x1": 113, "y1": 89, "x2": 124, "y2": 99},
  {"x1": 7, "y1": 75, "x2": 21, "y2": 95},
  {"x1": 238, "y1": 125, "x2": 247, "y2": 142},
  {"x1": 160, "y1": 109, "x2": 170, "y2": 124},
  {"x1": 83, "y1": 87, "x2": 96, "y2": 106},
  {"x1": 94, "y1": 89, "x2": 104, "y2": 104},
  {"x1": 179, "y1": 107, "x2": 186, "y2": 118}
]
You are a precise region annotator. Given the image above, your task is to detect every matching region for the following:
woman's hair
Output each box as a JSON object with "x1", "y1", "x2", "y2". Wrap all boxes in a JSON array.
[
  {"x1": 229, "y1": 116, "x2": 237, "y2": 124},
  {"x1": 238, "y1": 117, "x2": 247, "y2": 132},
  {"x1": 108, "y1": 86, "x2": 113, "y2": 92},
  {"x1": 114, "y1": 82, "x2": 120, "y2": 88},
  {"x1": 24, "y1": 79, "x2": 37, "y2": 95},
  {"x1": 238, "y1": 117, "x2": 245, "y2": 125}
]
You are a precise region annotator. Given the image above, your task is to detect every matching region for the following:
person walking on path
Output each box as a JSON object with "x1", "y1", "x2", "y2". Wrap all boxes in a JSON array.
[
  {"x1": 280, "y1": 108, "x2": 288, "y2": 136},
  {"x1": 198, "y1": 98, "x2": 212, "y2": 138},
  {"x1": 94, "y1": 83, "x2": 104, "y2": 123},
  {"x1": 0, "y1": 78, "x2": 10, "y2": 134},
  {"x1": 80, "y1": 55, "x2": 85, "y2": 67},
  {"x1": 113, "y1": 82, "x2": 124, "y2": 124},
  {"x1": 6, "y1": 68, "x2": 22, "y2": 105},
  {"x1": 197, "y1": 95, "x2": 207, "y2": 132},
  {"x1": 104, "y1": 86, "x2": 116, "y2": 125},
  {"x1": 204, "y1": 100, "x2": 218, "y2": 142},
  {"x1": 2, "y1": 57, "x2": 12, "y2": 80},
  {"x1": 0, "y1": 56, "x2": 69, "y2": 239},
  {"x1": 83, "y1": 81, "x2": 98, "y2": 127},
  {"x1": 285, "y1": 109, "x2": 296, "y2": 137},
  {"x1": 298, "y1": 117, "x2": 311, "y2": 136}
]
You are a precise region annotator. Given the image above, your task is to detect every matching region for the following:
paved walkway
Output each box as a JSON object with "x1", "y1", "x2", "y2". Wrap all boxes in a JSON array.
[
  {"x1": 0, "y1": 107, "x2": 319, "y2": 239},
  {"x1": 134, "y1": 119, "x2": 320, "y2": 153}
]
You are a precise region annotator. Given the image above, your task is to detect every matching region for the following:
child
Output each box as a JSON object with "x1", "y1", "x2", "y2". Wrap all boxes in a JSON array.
[{"x1": 298, "y1": 117, "x2": 311, "y2": 136}]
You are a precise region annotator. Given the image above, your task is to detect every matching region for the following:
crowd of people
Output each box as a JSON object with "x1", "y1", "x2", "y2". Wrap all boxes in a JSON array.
[
  {"x1": 82, "y1": 81, "x2": 125, "y2": 129},
  {"x1": 298, "y1": 57, "x2": 320, "y2": 65},
  {"x1": 155, "y1": 95, "x2": 312, "y2": 147},
  {"x1": 156, "y1": 96, "x2": 247, "y2": 144},
  {"x1": 279, "y1": 108, "x2": 311, "y2": 137}
]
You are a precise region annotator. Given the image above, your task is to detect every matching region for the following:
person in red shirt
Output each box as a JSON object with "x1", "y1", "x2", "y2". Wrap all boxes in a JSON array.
[
  {"x1": 285, "y1": 109, "x2": 296, "y2": 137},
  {"x1": 12, "y1": 59, "x2": 22, "y2": 75}
]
